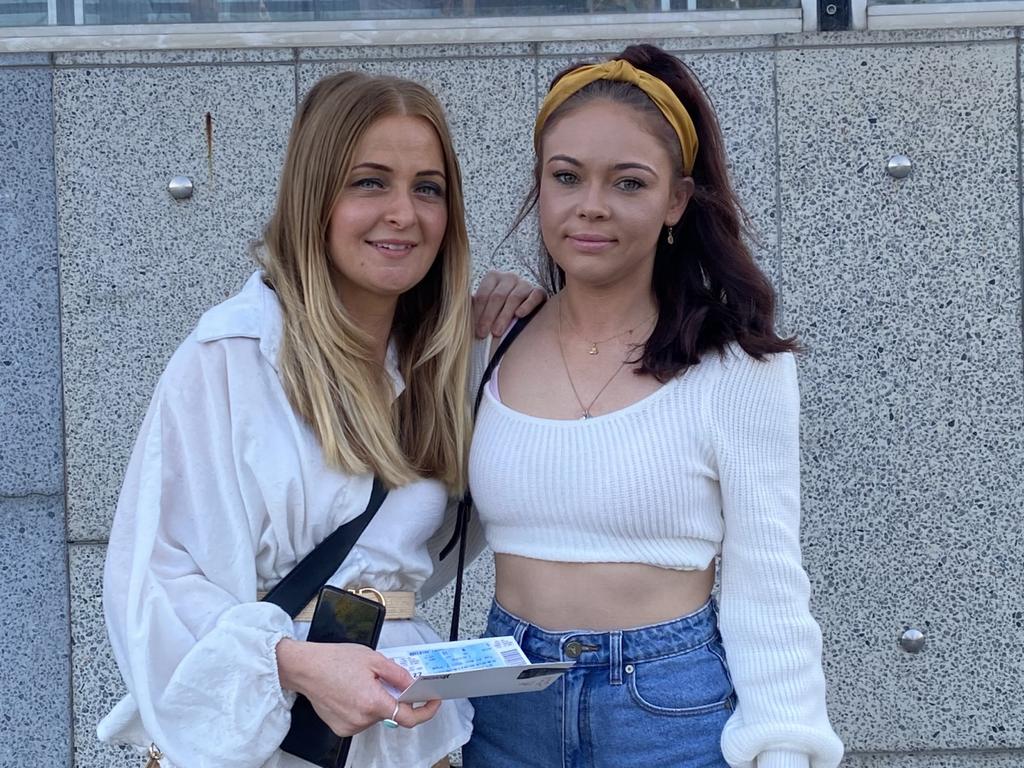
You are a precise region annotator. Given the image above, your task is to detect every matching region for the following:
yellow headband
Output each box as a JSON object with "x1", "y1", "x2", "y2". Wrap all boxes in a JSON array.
[{"x1": 534, "y1": 59, "x2": 699, "y2": 176}]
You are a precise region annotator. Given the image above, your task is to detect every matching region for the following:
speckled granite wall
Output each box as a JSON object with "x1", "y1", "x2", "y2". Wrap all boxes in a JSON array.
[
  {"x1": 778, "y1": 36, "x2": 1024, "y2": 754},
  {"x1": 2, "y1": 28, "x2": 1022, "y2": 768},
  {"x1": 55, "y1": 57, "x2": 296, "y2": 543},
  {"x1": 0, "y1": 55, "x2": 70, "y2": 767}
]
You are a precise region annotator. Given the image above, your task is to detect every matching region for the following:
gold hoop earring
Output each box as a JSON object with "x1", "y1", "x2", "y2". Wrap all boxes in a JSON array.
[{"x1": 666, "y1": 226, "x2": 675, "y2": 246}]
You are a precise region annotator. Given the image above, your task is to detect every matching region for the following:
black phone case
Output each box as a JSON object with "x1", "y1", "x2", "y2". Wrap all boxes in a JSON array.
[{"x1": 280, "y1": 587, "x2": 386, "y2": 768}]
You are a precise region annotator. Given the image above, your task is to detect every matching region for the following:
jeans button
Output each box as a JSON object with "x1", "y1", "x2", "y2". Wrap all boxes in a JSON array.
[{"x1": 565, "y1": 641, "x2": 583, "y2": 658}]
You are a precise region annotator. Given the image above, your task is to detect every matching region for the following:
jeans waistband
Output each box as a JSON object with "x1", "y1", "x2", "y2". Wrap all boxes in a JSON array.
[{"x1": 487, "y1": 598, "x2": 720, "y2": 667}]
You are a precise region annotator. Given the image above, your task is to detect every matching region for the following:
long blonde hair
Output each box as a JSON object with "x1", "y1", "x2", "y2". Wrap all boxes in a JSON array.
[{"x1": 260, "y1": 71, "x2": 472, "y2": 492}]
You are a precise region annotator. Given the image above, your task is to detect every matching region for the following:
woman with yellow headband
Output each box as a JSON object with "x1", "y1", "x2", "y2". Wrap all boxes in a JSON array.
[{"x1": 461, "y1": 44, "x2": 843, "y2": 768}]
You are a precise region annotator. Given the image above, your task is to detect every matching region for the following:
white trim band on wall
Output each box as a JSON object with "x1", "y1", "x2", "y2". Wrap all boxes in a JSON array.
[
  {"x1": 0, "y1": 10, "x2": 802, "y2": 53},
  {"x1": 869, "y1": 0, "x2": 1024, "y2": 30}
]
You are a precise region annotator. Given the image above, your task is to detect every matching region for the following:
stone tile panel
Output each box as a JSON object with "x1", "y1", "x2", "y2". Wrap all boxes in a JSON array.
[
  {"x1": 54, "y1": 48, "x2": 296, "y2": 66},
  {"x1": 842, "y1": 752, "x2": 1024, "y2": 768},
  {"x1": 0, "y1": 495, "x2": 71, "y2": 767},
  {"x1": 537, "y1": 34, "x2": 775, "y2": 55},
  {"x1": 0, "y1": 66, "x2": 63, "y2": 496},
  {"x1": 300, "y1": 42, "x2": 532, "y2": 60},
  {"x1": 777, "y1": 27, "x2": 1016, "y2": 49},
  {"x1": 55, "y1": 63, "x2": 295, "y2": 540},
  {"x1": 778, "y1": 41, "x2": 1023, "y2": 752},
  {"x1": 0, "y1": 52, "x2": 50, "y2": 66}
]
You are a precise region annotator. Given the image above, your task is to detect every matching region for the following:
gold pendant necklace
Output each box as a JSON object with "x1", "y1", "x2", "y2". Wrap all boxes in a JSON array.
[
  {"x1": 558, "y1": 299, "x2": 631, "y2": 419},
  {"x1": 563, "y1": 306, "x2": 658, "y2": 355}
]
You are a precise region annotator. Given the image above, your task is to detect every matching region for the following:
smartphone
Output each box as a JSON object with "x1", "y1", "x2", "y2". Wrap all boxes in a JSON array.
[
  {"x1": 306, "y1": 586, "x2": 386, "y2": 646},
  {"x1": 280, "y1": 586, "x2": 386, "y2": 768}
]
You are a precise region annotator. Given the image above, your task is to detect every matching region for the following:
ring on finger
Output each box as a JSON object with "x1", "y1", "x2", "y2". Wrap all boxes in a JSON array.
[{"x1": 382, "y1": 701, "x2": 400, "y2": 729}]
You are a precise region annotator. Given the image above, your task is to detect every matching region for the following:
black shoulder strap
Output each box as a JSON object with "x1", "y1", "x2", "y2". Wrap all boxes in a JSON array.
[
  {"x1": 442, "y1": 306, "x2": 541, "y2": 641},
  {"x1": 261, "y1": 477, "x2": 389, "y2": 618},
  {"x1": 473, "y1": 310, "x2": 539, "y2": 414}
]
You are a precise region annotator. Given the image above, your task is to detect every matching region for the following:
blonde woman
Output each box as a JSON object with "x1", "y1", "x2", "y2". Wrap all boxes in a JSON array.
[{"x1": 97, "y1": 71, "x2": 542, "y2": 768}]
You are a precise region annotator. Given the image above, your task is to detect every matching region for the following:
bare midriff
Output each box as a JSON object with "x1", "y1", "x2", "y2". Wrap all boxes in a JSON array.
[{"x1": 494, "y1": 554, "x2": 716, "y2": 632}]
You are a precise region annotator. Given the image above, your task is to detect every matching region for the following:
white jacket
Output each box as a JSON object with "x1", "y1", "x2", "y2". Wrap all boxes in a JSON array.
[{"x1": 98, "y1": 272, "x2": 478, "y2": 768}]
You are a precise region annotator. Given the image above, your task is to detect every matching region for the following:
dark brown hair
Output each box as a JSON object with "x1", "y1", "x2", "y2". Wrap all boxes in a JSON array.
[{"x1": 517, "y1": 43, "x2": 797, "y2": 380}]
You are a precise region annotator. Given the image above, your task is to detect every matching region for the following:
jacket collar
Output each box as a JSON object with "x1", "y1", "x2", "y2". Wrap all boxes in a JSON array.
[{"x1": 195, "y1": 271, "x2": 405, "y2": 398}]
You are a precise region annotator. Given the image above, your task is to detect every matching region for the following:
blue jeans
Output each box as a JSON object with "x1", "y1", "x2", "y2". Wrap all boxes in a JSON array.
[{"x1": 463, "y1": 599, "x2": 735, "y2": 768}]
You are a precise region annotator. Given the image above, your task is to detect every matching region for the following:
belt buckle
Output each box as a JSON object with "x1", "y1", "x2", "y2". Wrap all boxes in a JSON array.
[{"x1": 348, "y1": 586, "x2": 387, "y2": 611}]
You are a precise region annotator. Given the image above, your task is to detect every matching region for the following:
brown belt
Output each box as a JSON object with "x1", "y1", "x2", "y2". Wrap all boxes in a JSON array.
[{"x1": 256, "y1": 588, "x2": 416, "y2": 622}]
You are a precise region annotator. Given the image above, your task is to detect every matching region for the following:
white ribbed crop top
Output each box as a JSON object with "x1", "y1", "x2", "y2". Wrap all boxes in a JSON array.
[
  {"x1": 468, "y1": 343, "x2": 844, "y2": 768},
  {"x1": 471, "y1": 344, "x2": 790, "y2": 569}
]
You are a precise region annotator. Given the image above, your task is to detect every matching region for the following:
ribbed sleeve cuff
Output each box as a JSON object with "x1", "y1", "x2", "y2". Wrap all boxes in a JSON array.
[{"x1": 757, "y1": 751, "x2": 811, "y2": 768}]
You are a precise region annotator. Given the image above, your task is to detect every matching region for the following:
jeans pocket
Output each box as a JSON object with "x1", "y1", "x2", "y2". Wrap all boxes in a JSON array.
[{"x1": 626, "y1": 639, "x2": 735, "y2": 716}]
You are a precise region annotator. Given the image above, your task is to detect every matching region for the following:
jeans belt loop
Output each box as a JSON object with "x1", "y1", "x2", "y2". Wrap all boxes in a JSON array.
[
  {"x1": 513, "y1": 618, "x2": 529, "y2": 647},
  {"x1": 609, "y1": 630, "x2": 623, "y2": 685}
]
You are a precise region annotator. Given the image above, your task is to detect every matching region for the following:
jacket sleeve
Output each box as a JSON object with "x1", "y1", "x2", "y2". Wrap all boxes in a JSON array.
[
  {"x1": 101, "y1": 340, "x2": 296, "y2": 768},
  {"x1": 707, "y1": 350, "x2": 844, "y2": 768}
]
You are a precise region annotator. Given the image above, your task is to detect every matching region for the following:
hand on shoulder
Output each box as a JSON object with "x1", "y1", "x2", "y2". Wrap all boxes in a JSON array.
[{"x1": 472, "y1": 270, "x2": 546, "y2": 339}]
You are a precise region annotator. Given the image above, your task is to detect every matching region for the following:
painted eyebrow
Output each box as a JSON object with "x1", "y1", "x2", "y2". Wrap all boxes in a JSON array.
[
  {"x1": 546, "y1": 154, "x2": 581, "y2": 167},
  {"x1": 613, "y1": 162, "x2": 658, "y2": 175},
  {"x1": 351, "y1": 162, "x2": 445, "y2": 179},
  {"x1": 546, "y1": 155, "x2": 658, "y2": 176}
]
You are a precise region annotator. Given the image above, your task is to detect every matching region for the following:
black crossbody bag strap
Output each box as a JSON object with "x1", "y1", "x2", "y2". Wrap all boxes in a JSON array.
[
  {"x1": 440, "y1": 307, "x2": 541, "y2": 641},
  {"x1": 261, "y1": 477, "x2": 389, "y2": 617}
]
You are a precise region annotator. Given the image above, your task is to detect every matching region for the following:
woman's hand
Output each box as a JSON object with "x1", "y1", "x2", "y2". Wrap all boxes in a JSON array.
[
  {"x1": 472, "y1": 271, "x2": 546, "y2": 339},
  {"x1": 277, "y1": 638, "x2": 441, "y2": 736}
]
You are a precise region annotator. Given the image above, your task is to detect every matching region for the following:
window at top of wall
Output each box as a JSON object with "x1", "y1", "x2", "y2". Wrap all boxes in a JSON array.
[{"x1": 0, "y1": 0, "x2": 799, "y2": 28}]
